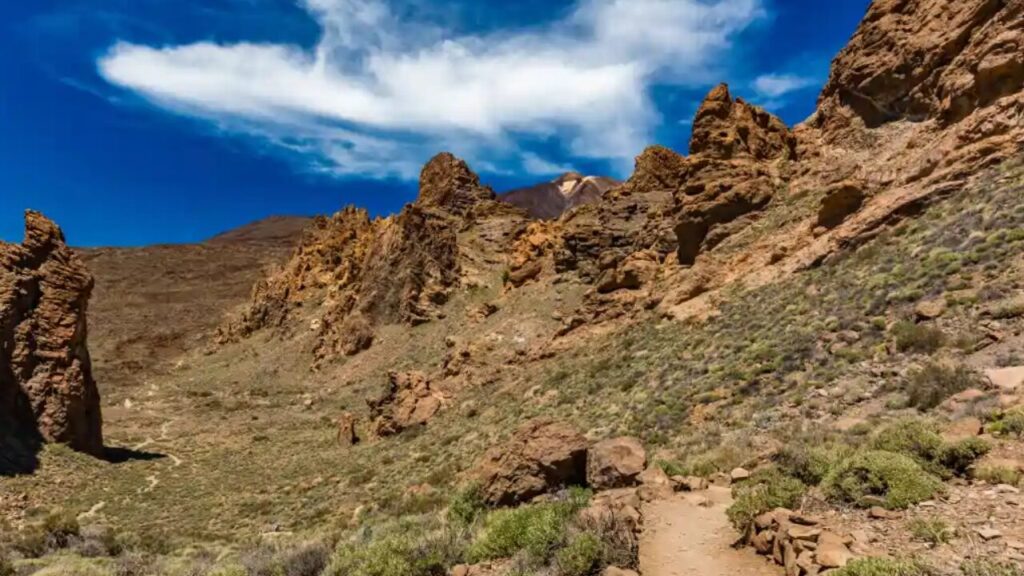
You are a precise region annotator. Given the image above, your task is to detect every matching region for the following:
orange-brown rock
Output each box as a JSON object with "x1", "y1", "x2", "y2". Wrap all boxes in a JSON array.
[
  {"x1": 472, "y1": 419, "x2": 588, "y2": 506},
  {"x1": 673, "y1": 84, "x2": 795, "y2": 265},
  {"x1": 221, "y1": 153, "x2": 513, "y2": 363},
  {"x1": 690, "y1": 83, "x2": 797, "y2": 161},
  {"x1": 366, "y1": 371, "x2": 446, "y2": 437},
  {"x1": 816, "y1": 181, "x2": 867, "y2": 230},
  {"x1": 819, "y1": 0, "x2": 1022, "y2": 129},
  {"x1": 556, "y1": 146, "x2": 684, "y2": 281},
  {"x1": 0, "y1": 211, "x2": 103, "y2": 457}
]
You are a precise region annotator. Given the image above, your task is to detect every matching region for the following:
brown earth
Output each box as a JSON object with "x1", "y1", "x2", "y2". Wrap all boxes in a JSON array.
[{"x1": 77, "y1": 216, "x2": 308, "y2": 400}]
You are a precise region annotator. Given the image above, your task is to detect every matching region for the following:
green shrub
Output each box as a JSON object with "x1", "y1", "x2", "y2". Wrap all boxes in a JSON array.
[
  {"x1": 448, "y1": 484, "x2": 486, "y2": 528},
  {"x1": 935, "y1": 437, "x2": 990, "y2": 476},
  {"x1": 775, "y1": 443, "x2": 853, "y2": 486},
  {"x1": 905, "y1": 363, "x2": 982, "y2": 410},
  {"x1": 988, "y1": 409, "x2": 1024, "y2": 437},
  {"x1": 831, "y1": 557, "x2": 931, "y2": 576},
  {"x1": 554, "y1": 533, "x2": 603, "y2": 576},
  {"x1": 327, "y1": 526, "x2": 464, "y2": 576},
  {"x1": 467, "y1": 501, "x2": 577, "y2": 566},
  {"x1": 961, "y1": 559, "x2": 1024, "y2": 576},
  {"x1": 891, "y1": 322, "x2": 944, "y2": 354},
  {"x1": 870, "y1": 420, "x2": 943, "y2": 464},
  {"x1": 869, "y1": 419, "x2": 989, "y2": 478},
  {"x1": 726, "y1": 468, "x2": 806, "y2": 533},
  {"x1": 823, "y1": 451, "x2": 943, "y2": 510},
  {"x1": 974, "y1": 465, "x2": 1022, "y2": 486},
  {"x1": 908, "y1": 517, "x2": 953, "y2": 545}
]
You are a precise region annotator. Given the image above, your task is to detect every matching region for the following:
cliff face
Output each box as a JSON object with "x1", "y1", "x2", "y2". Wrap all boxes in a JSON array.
[{"x1": 0, "y1": 211, "x2": 103, "y2": 458}]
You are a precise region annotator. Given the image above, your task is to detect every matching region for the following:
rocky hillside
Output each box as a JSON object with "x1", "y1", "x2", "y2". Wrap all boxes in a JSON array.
[
  {"x1": 2, "y1": 1, "x2": 1024, "y2": 575},
  {"x1": 76, "y1": 216, "x2": 309, "y2": 398}
]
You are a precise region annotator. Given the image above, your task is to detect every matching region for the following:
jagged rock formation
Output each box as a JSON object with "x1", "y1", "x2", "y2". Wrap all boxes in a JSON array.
[
  {"x1": 220, "y1": 153, "x2": 525, "y2": 362},
  {"x1": 0, "y1": 211, "x2": 103, "y2": 457},
  {"x1": 498, "y1": 173, "x2": 619, "y2": 220},
  {"x1": 672, "y1": 84, "x2": 797, "y2": 265}
]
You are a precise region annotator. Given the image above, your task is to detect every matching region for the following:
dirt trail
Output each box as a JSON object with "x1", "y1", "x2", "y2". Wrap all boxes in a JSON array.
[{"x1": 640, "y1": 486, "x2": 781, "y2": 576}]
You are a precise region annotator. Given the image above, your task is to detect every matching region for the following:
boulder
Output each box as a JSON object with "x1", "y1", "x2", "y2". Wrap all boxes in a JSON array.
[
  {"x1": 587, "y1": 437, "x2": 647, "y2": 489},
  {"x1": 472, "y1": 420, "x2": 588, "y2": 506},
  {"x1": 0, "y1": 211, "x2": 103, "y2": 457},
  {"x1": 915, "y1": 299, "x2": 947, "y2": 321},
  {"x1": 986, "y1": 367, "x2": 1024, "y2": 393}
]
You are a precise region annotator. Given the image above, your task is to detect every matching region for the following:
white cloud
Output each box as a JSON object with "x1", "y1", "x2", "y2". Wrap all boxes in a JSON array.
[
  {"x1": 752, "y1": 73, "x2": 816, "y2": 99},
  {"x1": 521, "y1": 153, "x2": 574, "y2": 176},
  {"x1": 98, "y1": 0, "x2": 766, "y2": 179}
]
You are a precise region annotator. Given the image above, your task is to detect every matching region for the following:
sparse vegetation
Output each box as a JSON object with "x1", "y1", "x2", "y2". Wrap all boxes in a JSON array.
[
  {"x1": 908, "y1": 517, "x2": 953, "y2": 546},
  {"x1": 974, "y1": 465, "x2": 1022, "y2": 487},
  {"x1": 727, "y1": 468, "x2": 806, "y2": 532},
  {"x1": 831, "y1": 557, "x2": 932, "y2": 576},
  {"x1": 905, "y1": 363, "x2": 982, "y2": 411},
  {"x1": 891, "y1": 322, "x2": 945, "y2": 355},
  {"x1": 961, "y1": 559, "x2": 1024, "y2": 576},
  {"x1": 988, "y1": 409, "x2": 1024, "y2": 437}
]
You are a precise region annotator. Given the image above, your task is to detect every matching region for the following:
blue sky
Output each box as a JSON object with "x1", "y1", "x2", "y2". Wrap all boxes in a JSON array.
[{"x1": 1, "y1": 0, "x2": 870, "y2": 247}]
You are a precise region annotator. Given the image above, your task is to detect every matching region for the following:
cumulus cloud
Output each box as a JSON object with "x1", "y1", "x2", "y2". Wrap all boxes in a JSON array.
[{"x1": 98, "y1": 0, "x2": 766, "y2": 179}]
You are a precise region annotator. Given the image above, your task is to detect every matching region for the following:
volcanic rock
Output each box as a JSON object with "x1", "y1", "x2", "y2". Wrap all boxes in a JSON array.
[
  {"x1": 587, "y1": 437, "x2": 647, "y2": 489},
  {"x1": 367, "y1": 371, "x2": 445, "y2": 437},
  {"x1": 472, "y1": 419, "x2": 588, "y2": 506},
  {"x1": 0, "y1": 211, "x2": 103, "y2": 457}
]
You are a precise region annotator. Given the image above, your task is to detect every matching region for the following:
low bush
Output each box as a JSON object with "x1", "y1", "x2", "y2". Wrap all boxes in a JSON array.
[
  {"x1": 726, "y1": 468, "x2": 806, "y2": 533},
  {"x1": 327, "y1": 525, "x2": 464, "y2": 576},
  {"x1": 554, "y1": 532, "x2": 603, "y2": 576},
  {"x1": 823, "y1": 451, "x2": 944, "y2": 510},
  {"x1": 775, "y1": 442, "x2": 854, "y2": 486},
  {"x1": 908, "y1": 517, "x2": 953, "y2": 546},
  {"x1": 466, "y1": 500, "x2": 579, "y2": 566},
  {"x1": 447, "y1": 484, "x2": 486, "y2": 528},
  {"x1": 961, "y1": 559, "x2": 1024, "y2": 576},
  {"x1": 870, "y1": 420, "x2": 942, "y2": 465},
  {"x1": 974, "y1": 465, "x2": 1022, "y2": 486},
  {"x1": 831, "y1": 557, "x2": 932, "y2": 576},
  {"x1": 935, "y1": 437, "x2": 990, "y2": 476},
  {"x1": 891, "y1": 322, "x2": 944, "y2": 355},
  {"x1": 988, "y1": 409, "x2": 1024, "y2": 437},
  {"x1": 14, "y1": 509, "x2": 82, "y2": 558},
  {"x1": 869, "y1": 419, "x2": 988, "y2": 478},
  {"x1": 243, "y1": 541, "x2": 330, "y2": 576},
  {"x1": 905, "y1": 363, "x2": 982, "y2": 411}
]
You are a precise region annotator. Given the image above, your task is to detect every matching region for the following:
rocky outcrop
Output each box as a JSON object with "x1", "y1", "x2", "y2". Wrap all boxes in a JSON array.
[
  {"x1": 673, "y1": 84, "x2": 796, "y2": 265},
  {"x1": 819, "y1": 0, "x2": 1022, "y2": 129},
  {"x1": 366, "y1": 371, "x2": 446, "y2": 437},
  {"x1": 472, "y1": 419, "x2": 588, "y2": 506},
  {"x1": 0, "y1": 211, "x2": 103, "y2": 457},
  {"x1": 221, "y1": 153, "x2": 517, "y2": 363}
]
